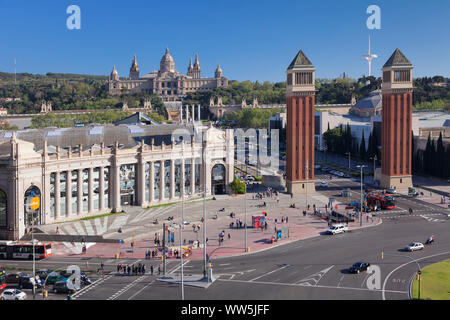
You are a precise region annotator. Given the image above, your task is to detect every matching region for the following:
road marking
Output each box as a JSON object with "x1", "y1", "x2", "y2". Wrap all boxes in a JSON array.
[
  {"x1": 72, "y1": 275, "x2": 113, "y2": 299},
  {"x1": 107, "y1": 275, "x2": 147, "y2": 300},
  {"x1": 169, "y1": 260, "x2": 190, "y2": 274},
  {"x1": 337, "y1": 275, "x2": 344, "y2": 287},
  {"x1": 249, "y1": 264, "x2": 290, "y2": 282},
  {"x1": 127, "y1": 279, "x2": 156, "y2": 300},
  {"x1": 382, "y1": 250, "x2": 450, "y2": 300},
  {"x1": 295, "y1": 265, "x2": 334, "y2": 286},
  {"x1": 219, "y1": 278, "x2": 408, "y2": 294}
]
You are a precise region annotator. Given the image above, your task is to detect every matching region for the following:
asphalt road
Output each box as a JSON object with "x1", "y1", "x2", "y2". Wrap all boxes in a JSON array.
[{"x1": 2, "y1": 173, "x2": 448, "y2": 300}]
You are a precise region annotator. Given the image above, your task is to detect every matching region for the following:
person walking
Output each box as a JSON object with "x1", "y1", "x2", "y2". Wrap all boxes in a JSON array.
[
  {"x1": 150, "y1": 265, "x2": 154, "y2": 275},
  {"x1": 158, "y1": 265, "x2": 161, "y2": 275}
]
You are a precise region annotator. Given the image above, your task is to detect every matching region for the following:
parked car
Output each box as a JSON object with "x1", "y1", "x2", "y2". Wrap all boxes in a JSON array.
[
  {"x1": 348, "y1": 262, "x2": 371, "y2": 274},
  {"x1": 52, "y1": 280, "x2": 80, "y2": 294},
  {"x1": 246, "y1": 175, "x2": 255, "y2": 181},
  {"x1": 314, "y1": 164, "x2": 322, "y2": 170},
  {"x1": 35, "y1": 269, "x2": 51, "y2": 280},
  {"x1": 46, "y1": 272, "x2": 68, "y2": 285},
  {"x1": 317, "y1": 181, "x2": 328, "y2": 189},
  {"x1": 0, "y1": 289, "x2": 27, "y2": 300},
  {"x1": 386, "y1": 188, "x2": 397, "y2": 194},
  {"x1": 19, "y1": 276, "x2": 42, "y2": 289},
  {"x1": 326, "y1": 224, "x2": 348, "y2": 235},
  {"x1": 405, "y1": 242, "x2": 424, "y2": 252}
]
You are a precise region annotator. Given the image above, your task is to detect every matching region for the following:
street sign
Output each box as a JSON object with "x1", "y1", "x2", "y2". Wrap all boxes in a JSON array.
[{"x1": 30, "y1": 197, "x2": 40, "y2": 210}]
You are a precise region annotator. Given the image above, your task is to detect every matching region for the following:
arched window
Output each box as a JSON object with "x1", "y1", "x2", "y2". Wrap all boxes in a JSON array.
[
  {"x1": 24, "y1": 186, "x2": 41, "y2": 227},
  {"x1": 0, "y1": 189, "x2": 6, "y2": 228}
]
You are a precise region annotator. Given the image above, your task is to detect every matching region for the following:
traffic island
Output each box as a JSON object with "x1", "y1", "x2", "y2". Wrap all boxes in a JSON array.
[{"x1": 410, "y1": 259, "x2": 450, "y2": 300}]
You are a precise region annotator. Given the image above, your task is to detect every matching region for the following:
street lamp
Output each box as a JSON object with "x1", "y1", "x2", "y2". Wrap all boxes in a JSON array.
[
  {"x1": 356, "y1": 165, "x2": 367, "y2": 226},
  {"x1": 244, "y1": 188, "x2": 248, "y2": 253}
]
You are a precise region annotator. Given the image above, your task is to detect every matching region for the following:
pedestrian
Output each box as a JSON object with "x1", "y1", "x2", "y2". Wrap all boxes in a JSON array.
[
  {"x1": 265, "y1": 222, "x2": 268, "y2": 230},
  {"x1": 228, "y1": 233, "x2": 231, "y2": 240},
  {"x1": 275, "y1": 218, "x2": 277, "y2": 224},
  {"x1": 56, "y1": 226, "x2": 59, "y2": 234},
  {"x1": 286, "y1": 217, "x2": 288, "y2": 223},
  {"x1": 101, "y1": 261, "x2": 104, "y2": 271},
  {"x1": 150, "y1": 265, "x2": 154, "y2": 275},
  {"x1": 142, "y1": 265, "x2": 146, "y2": 274},
  {"x1": 158, "y1": 265, "x2": 161, "y2": 275}
]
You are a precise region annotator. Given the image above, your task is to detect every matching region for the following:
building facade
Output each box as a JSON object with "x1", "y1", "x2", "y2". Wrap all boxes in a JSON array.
[
  {"x1": 286, "y1": 50, "x2": 316, "y2": 194},
  {"x1": 380, "y1": 49, "x2": 414, "y2": 190},
  {"x1": 106, "y1": 48, "x2": 229, "y2": 101},
  {"x1": 0, "y1": 124, "x2": 234, "y2": 240}
]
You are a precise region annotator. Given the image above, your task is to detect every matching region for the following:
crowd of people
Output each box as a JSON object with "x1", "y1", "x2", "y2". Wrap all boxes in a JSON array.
[{"x1": 117, "y1": 263, "x2": 146, "y2": 275}]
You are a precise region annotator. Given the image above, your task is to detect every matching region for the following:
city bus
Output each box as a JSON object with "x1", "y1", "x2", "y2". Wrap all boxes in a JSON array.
[
  {"x1": 0, "y1": 241, "x2": 52, "y2": 260},
  {"x1": 366, "y1": 193, "x2": 396, "y2": 210},
  {"x1": 12, "y1": 242, "x2": 52, "y2": 260}
]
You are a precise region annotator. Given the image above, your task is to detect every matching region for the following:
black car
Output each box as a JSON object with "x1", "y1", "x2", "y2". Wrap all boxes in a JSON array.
[
  {"x1": 35, "y1": 269, "x2": 51, "y2": 280},
  {"x1": 52, "y1": 280, "x2": 80, "y2": 294},
  {"x1": 348, "y1": 262, "x2": 370, "y2": 274},
  {"x1": 18, "y1": 276, "x2": 42, "y2": 289},
  {"x1": 5, "y1": 272, "x2": 28, "y2": 284}
]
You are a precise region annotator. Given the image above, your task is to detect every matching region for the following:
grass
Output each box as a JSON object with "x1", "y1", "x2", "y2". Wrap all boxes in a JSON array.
[
  {"x1": 411, "y1": 259, "x2": 450, "y2": 300},
  {"x1": 79, "y1": 211, "x2": 124, "y2": 221},
  {"x1": 146, "y1": 202, "x2": 176, "y2": 209}
]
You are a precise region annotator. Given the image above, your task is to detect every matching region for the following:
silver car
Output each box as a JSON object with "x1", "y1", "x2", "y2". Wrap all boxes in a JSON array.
[{"x1": 405, "y1": 242, "x2": 424, "y2": 252}]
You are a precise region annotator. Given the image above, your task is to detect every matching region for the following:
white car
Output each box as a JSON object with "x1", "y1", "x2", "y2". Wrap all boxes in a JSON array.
[
  {"x1": 318, "y1": 181, "x2": 328, "y2": 189},
  {"x1": 0, "y1": 289, "x2": 27, "y2": 300},
  {"x1": 326, "y1": 224, "x2": 348, "y2": 235},
  {"x1": 386, "y1": 188, "x2": 397, "y2": 194},
  {"x1": 405, "y1": 242, "x2": 424, "y2": 252}
]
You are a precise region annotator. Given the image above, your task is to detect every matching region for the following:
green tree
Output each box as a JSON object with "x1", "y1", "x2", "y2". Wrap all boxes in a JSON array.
[
  {"x1": 359, "y1": 131, "x2": 366, "y2": 161},
  {"x1": 230, "y1": 178, "x2": 246, "y2": 194}
]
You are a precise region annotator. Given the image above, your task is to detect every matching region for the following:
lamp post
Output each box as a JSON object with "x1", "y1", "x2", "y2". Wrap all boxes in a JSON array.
[
  {"x1": 305, "y1": 159, "x2": 309, "y2": 212},
  {"x1": 357, "y1": 165, "x2": 367, "y2": 226},
  {"x1": 244, "y1": 189, "x2": 248, "y2": 252},
  {"x1": 202, "y1": 129, "x2": 207, "y2": 277}
]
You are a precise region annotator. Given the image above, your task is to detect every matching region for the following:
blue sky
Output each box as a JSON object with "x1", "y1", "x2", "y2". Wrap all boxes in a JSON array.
[{"x1": 0, "y1": 0, "x2": 448, "y2": 82}]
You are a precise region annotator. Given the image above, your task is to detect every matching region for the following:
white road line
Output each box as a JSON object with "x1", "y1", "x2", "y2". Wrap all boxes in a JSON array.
[
  {"x1": 127, "y1": 280, "x2": 156, "y2": 300},
  {"x1": 107, "y1": 276, "x2": 147, "y2": 300},
  {"x1": 219, "y1": 278, "x2": 408, "y2": 294},
  {"x1": 382, "y1": 250, "x2": 450, "y2": 300},
  {"x1": 168, "y1": 260, "x2": 189, "y2": 274},
  {"x1": 249, "y1": 264, "x2": 290, "y2": 282},
  {"x1": 72, "y1": 275, "x2": 112, "y2": 299}
]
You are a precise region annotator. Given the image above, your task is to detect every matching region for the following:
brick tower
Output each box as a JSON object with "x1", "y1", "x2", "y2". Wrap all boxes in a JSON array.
[
  {"x1": 286, "y1": 50, "x2": 316, "y2": 194},
  {"x1": 380, "y1": 49, "x2": 414, "y2": 190}
]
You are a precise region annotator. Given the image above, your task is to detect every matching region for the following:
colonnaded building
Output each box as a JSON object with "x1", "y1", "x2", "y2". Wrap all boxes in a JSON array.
[
  {"x1": 106, "y1": 48, "x2": 229, "y2": 101},
  {"x1": 0, "y1": 123, "x2": 234, "y2": 240}
]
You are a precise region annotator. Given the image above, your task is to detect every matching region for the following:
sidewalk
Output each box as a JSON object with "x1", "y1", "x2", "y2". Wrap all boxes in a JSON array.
[{"x1": 50, "y1": 190, "x2": 381, "y2": 261}]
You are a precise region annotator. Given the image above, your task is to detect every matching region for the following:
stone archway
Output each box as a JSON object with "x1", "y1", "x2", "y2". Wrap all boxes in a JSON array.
[
  {"x1": 211, "y1": 164, "x2": 226, "y2": 195},
  {"x1": 24, "y1": 186, "x2": 42, "y2": 228}
]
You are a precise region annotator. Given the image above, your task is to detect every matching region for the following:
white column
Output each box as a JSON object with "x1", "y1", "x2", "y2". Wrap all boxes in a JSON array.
[
  {"x1": 197, "y1": 104, "x2": 201, "y2": 122},
  {"x1": 160, "y1": 161, "x2": 165, "y2": 201},
  {"x1": 190, "y1": 158, "x2": 195, "y2": 196},
  {"x1": 185, "y1": 105, "x2": 189, "y2": 123},
  {"x1": 191, "y1": 105, "x2": 195, "y2": 123},
  {"x1": 137, "y1": 159, "x2": 145, "y2": 206},
  {"x1": 66, "y1": 171, "x2": 72, "y2": 217},
  {"x1": 149, "y1": 161, "x2": 154, "y2": 203},
  {"x1": 77, "y1": 169, "x2": 83, "y2": 215},
  {"x1": 180, "y1": 106, "x2": 183, "y2": 124},
  {"x1": 54, "y1": 172, "x2": 60, "y2": 220},
  {"x1": 181, "y1": 158, "x2": 185, "y2": 198},
  {"x1": 99, "y1": 166, "x2": 105, "y2": 211},
  {"x1": 88, "y1": 167, "x2": 94, "y2": 213},
  {"x1": 113, "y1": 164, "x2": 121, "y2": 212}
]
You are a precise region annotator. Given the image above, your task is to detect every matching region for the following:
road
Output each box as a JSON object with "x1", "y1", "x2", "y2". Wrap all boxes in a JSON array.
[{"x1": 1, "y1": 172, "x2": 448, "y2": 300}]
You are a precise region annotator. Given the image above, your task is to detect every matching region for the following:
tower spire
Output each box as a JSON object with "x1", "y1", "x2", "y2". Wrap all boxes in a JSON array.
[{"x1": 362, "y1": 35, "x2": 378, "y2": 77}]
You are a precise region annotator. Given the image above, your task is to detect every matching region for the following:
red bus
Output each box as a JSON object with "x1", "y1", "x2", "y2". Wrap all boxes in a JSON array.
[
  {"x1": 366, "y1": 193, "x2": 396, "y2": 210},
  {"x1": 11, "y1": 242, "x2": 52, "y2": 260},
  {"x1": 0, "y1": 270, "x2": 6, "y2": 291},
  {"x1": 0, "y1": 241, "x2": 52, "y2": 260}
]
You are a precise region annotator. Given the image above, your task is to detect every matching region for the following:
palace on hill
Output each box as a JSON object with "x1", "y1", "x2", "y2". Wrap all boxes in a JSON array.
[{"x1": 106, "y1": 48, "x2": 229, "y2": 101}]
